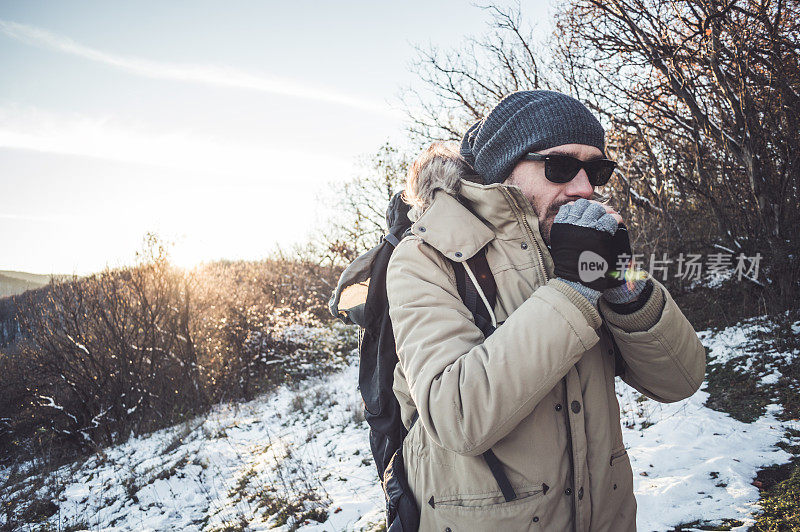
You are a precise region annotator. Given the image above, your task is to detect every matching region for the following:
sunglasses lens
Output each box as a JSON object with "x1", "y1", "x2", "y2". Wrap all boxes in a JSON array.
[
  {"x1": 545, "y1": 156, "x2": 581, "y2": 183},
  {"x1": 587, "y1": 162, "x2": 616, "y2": 186}
]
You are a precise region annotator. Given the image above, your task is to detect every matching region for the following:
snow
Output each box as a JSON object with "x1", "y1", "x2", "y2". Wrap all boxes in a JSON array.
[
  {"x1": 688, "y1": 267, "x2": 735, "y2": 290},
  {"x1": 695, "y1": 317, "x2": 770, "y2": 366},
  {"x1": 4, "y1": 358, "x2": 384, "y2": 531},
  {"x1": 66, "y1": 333, "x2": 91, "y2": 355},
  {"x1": 629, "y1": 189, "x2": 663, "y2": 213},
  {"x1": 619, "y1": 388, "x2": 790, "y2": 530},
  {"x1": 712, "y1": 244, "x2": 736, "y2": 254},
  {"x1": 2, "y1": 317, "x2": 797, "y2": 531},
  {"x1": 37, "y1": 395, "x2": 79, "y2": 424}
]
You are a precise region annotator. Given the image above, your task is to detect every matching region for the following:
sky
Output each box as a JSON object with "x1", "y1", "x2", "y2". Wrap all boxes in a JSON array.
[{"x1": 0, "y1": 0, "x2": 553, "y2": 275}]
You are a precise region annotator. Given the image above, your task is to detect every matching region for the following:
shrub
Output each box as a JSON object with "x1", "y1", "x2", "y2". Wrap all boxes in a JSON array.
[{"x1": 0, "y1": 249, "x2": 352, "y2": 465}]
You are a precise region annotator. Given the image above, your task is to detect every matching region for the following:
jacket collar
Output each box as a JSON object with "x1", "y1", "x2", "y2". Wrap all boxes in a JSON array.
[
  {"x1": 410, "y1": 189, "x2": 494, "y2": 262},
  {"x1": 410, "y1": 179, "x2": 545, "y2": 262},
  {"x1": 457, "y1": 179, "x2": 544, "y2": 239}
]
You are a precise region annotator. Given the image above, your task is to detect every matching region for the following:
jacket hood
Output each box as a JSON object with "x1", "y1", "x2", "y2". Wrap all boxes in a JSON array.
[{"x1": 405, "y1": 150, "x2": 464, "y2": 222}]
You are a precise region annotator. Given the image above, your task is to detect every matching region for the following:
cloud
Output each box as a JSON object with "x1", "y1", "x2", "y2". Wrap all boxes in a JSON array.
[
  {"x1": 0, "y1": 105, "x2": 354, "y2": 180},
  {"x1": 0, "y1": 19, "x2": 398, "y2": 116}
]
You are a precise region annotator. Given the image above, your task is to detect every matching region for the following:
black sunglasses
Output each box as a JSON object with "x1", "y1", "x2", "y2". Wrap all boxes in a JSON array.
[{"x1": 521, "y1": 153, "x2": 617, "y2": 186}]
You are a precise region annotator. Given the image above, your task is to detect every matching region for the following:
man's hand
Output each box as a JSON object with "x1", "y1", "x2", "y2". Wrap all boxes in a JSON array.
[
  {"x1": 549, "y1": 199, "x2": 620, "y2": 307},
  {"x1": 554, "y1": 199, "x2": 649, "y2": 306},
  {"x1": 550, "y1": 199, "x2": 626, "y2": 289},
  {"x1": 591, "y1": 201, "x2": 623, "y2": 227}
]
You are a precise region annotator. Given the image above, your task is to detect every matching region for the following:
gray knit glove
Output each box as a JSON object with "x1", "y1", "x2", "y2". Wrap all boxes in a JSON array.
[
  {"x1": 602, "y1": 273, "x2": 648, "y2": 304},
  {"x1": 552, "y1": 199, "x2": 618, "y2": 308}
]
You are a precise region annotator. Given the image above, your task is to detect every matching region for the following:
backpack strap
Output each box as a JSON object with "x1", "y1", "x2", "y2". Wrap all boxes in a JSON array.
[
  {"x1": 482, "y1": 449, "x2": 517, "y2": 502},
  {"x1": 454, "y1": 247, "x2": 499, "y2": 338},
  {"x1": 384, "y1": 232, "x2": 401, "y2": 247},
  {"x1": 467, "y1": 248, "x2": 497, "y2": 306},
  {"x1": 450, "y1": 247, "x2": 516, "y2": 502}
]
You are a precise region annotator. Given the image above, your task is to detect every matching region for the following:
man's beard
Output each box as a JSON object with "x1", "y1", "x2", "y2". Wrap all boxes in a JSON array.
[{"x1": 533, "y1": 200, "x2": 570, "y2": 247}]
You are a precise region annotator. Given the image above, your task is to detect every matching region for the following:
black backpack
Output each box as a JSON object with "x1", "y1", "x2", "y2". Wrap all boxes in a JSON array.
[{"x1": 329, "y1": 192, "x2": 517, "y2": 530}]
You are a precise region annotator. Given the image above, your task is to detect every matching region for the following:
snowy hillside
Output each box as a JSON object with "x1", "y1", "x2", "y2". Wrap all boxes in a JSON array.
[{"x1": 2, "y1": 316, "x2": 798, "y2": 531}]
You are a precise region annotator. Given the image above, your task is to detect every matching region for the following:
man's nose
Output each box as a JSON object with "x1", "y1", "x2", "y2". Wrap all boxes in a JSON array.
[{"x1": 564, "y1": 168, "x2": 594, "y2": 199}]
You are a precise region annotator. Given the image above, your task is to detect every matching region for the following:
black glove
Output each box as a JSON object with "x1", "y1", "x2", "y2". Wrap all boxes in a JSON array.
[{"x1": 550, "y1": 222, "x2": 631, "y2": 291}]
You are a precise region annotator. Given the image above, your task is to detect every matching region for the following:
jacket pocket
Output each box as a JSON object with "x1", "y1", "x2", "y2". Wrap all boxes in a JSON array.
[
  {"x1": 427, "y1": 485, "x2": 548, "y2": 531},
  {"x1": 610, "y1": 446, "x2": 628, "y2": 466},
  {"x1": 608, "y1": 445, "x2": 636, "y2": 529},
  {"x1": 433, "y1": 484, "x2": 547, "y2": 508}
]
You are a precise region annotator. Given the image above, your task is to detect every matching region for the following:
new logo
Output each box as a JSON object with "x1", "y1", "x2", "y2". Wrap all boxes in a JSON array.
[{"x1": 578, "y1": 250, "x2": 608, "y2": 283}]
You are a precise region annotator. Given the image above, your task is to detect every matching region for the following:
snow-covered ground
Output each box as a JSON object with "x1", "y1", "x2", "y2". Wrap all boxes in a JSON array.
[
  {"x1": 2, "y1": 360, "x2": 386, "y2": 531},
  {"x1": 2, "y1": 316, "x2": 798, "y2": 531}
]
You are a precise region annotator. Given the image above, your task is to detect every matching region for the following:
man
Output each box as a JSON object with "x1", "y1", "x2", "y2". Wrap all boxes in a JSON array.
[{"x1": 386, "y1": 90, "x2": 706, "y2": 531}]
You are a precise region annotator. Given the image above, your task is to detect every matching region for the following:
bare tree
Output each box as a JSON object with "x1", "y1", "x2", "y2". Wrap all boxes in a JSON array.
[
  {"x1": 399, "y1": 2, "x2": 551, "y2": 144},
  {"x1": 550, "y1": 0, "x2": 800, "y2": 306},
  {"x1": 399, "y1": 0, "x2": 799, "y2": 309},
  {"x1": 315, "y1": 142, "x2": 411, "y2": 264},
  {"x1": 315, "y1": 5, "x2": 548, "y2": 265}
]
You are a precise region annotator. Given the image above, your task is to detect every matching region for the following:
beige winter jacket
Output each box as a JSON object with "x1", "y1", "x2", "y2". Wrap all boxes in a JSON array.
[{"x1": 386, "y1": 178, "x2": 707, "y2": 531}]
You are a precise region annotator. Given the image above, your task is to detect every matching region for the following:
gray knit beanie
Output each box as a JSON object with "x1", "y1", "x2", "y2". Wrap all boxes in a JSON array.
[{"x1": 460, "y1": 90, "x2": 606, "y2": 185}]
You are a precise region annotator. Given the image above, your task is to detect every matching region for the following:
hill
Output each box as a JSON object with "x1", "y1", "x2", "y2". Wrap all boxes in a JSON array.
[
  {"x1": 1, "y1": 315, "x2": 798, "y2": 530},
  {"x1": 0, "y1": 270, "x2": 53, "y2": 298}
]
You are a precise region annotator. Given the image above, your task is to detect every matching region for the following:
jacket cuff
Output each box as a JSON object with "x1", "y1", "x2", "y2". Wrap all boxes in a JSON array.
[
  {"x1": 599, "y1": 279, "x2": 666, "y2": 332},
  {"x1": 548, "y1": 278, "x2": 602, "y2": 330}
]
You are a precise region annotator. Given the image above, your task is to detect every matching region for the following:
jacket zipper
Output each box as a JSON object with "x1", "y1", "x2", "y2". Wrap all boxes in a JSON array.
[
  {"x1": 502, "y1": 186, "x2": 580, "y2": 529},
  {"x1": 499, "y1": 187, "x2": 549, "y2": 285},
  {"x1": 562, "y1": 384, "x2": 579, "y2": 532}
]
